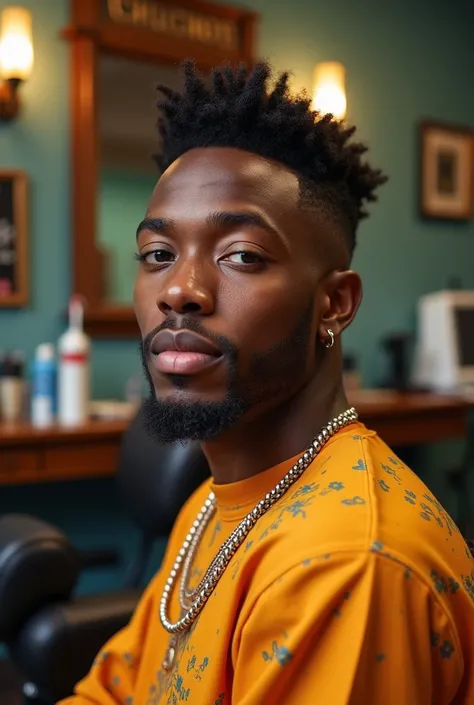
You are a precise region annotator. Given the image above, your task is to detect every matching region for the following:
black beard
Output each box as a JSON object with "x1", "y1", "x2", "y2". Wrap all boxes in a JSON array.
[
  {"x1": 139, "y1": 302, "x2": 314, "y2": 445},
  {"x1": 141, "y1": 392, "x2": 248, "y2": 445}
]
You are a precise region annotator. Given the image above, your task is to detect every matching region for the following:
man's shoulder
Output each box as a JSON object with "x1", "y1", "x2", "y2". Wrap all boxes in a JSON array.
[
  {"x1": 256, "y1": 427, "x2": 472, "y2": 586},
  {"x1": 350, "y1": 431, "x2": 472, "y2": 576}
]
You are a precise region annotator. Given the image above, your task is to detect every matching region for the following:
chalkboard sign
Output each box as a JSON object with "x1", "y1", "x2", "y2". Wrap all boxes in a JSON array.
[{"x1": 0, "y1": 170, "x2": 28, "y2": 307}]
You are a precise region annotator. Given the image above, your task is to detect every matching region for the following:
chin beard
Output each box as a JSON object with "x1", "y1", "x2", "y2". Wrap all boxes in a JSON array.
[{"x1": 141, "y1": 392, "x2": 248, "y2": 445}]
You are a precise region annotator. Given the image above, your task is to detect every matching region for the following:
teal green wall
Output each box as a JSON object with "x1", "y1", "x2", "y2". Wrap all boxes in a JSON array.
[
  {"x1": 1, "y1": 0, "x2": 474, "y2": 396},
  {"x1": 1, "y1": 0, "x2": 474, "y2": 605},
  {"x1": 98, "y1": 169, "x2": 156, "y2": 303}
]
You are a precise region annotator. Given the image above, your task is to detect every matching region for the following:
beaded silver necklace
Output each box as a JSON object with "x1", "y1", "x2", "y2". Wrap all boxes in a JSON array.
[{"x1": 160, "y1": 407, "x2": 358, "y2": 669}]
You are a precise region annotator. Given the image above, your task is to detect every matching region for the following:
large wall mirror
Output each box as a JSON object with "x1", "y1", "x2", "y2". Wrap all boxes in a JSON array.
[
  {"x1": 63, "y1": 0, "x2": 257, "y2": 336},
  {"x1": 98, "y1": 56, "x2": 176, "y2": 305}
]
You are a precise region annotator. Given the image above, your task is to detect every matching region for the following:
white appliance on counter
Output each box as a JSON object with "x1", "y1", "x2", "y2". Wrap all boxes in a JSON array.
[{"x1": 412, "y1": 290, "x2": 474, "y2": 393}]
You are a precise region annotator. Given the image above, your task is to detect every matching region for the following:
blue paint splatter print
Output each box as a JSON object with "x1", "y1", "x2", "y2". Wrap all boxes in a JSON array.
[
  {"x1": 430, "y1": 570, "x2": 447, "y2": 593},
  {"x1": 285, "y1": 499, "x2": 313, "y2": 518},
  {"x1": 440, "y1": 641, "x2": 455, "y2": 659},
  {"x1": 402, "y1": 488, "x2": 460, "y2": 535},
  {"x1": 328, "y1": 481, "x2": 345, "y2": 491},
  {"x1": 147, "y1": 612, "x2": 203, "y2": 704},
  {"x1": 174, "y1": 674, "x2": 191, "y2": 701},
  {"x1": 222, "y1": 504, "x2": 244, "y2": 512},
  {"x1": 208, "y1": 520, "x2": 222, "y2": 548},
  {"x1": 448, "y1": 578, "x2": 460, "y2": 593},
  {"x1": 259, "y1": 496, "x2": 317, "y2": 541},
  {"x1": 319, "y1": 483, "x2": 341, "y2": 496},
  {"x1": 420, "y1": 503, "x2": 443, "y2": 527},
  {"x1": 341, "y1": 496, "x2": 366, "y2": 506},
  {"x1": 123, "y1": 652, "x2": 134, "y2": 668},
  {"x1": 370, "y1": 541, "x2": 384, "y2": 553},
  {"x1": 262, "y1": 638, "x2": 293, "y2": 667},
  {"x1": 259, "y1": 518, "x2": 282, "y2": 541},
  {"x1": 291, "y1": 482, "x2": 320, "y2": 499},
  {"x1": 430, "y1": 632, "x2": 440, "y2": 647},
  {"x1": 381, "y1": 463, "x2": 401, "y2": 484},
  {"x1": 332, "y1": 591, "x2": 351, "y2": 618},
  {"x1": 186, "y1": 655, "x2": 210, "y2": 681},
  {"x1": 462, "y1": 571, "x2": 474, "y2": 602},
  {"x1": 93, "y1": 651, "x2": 109, "y2": 668},
  {"x1": 430, "y1": 570, "x2": 460, "y2": 595},
  {"x1": 422, "y1": 493, "x2": 461, "y2": 535}
]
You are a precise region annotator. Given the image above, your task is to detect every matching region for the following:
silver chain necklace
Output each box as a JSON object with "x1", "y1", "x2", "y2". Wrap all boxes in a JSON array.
[{"x1": 160, "y1": 407, "x2": 358, "y2": 669}]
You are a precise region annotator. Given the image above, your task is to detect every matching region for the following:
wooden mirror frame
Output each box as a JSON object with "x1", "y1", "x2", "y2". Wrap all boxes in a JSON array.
[{"x1": 62, "y1": 0, "x2": 258, "y2": 337}]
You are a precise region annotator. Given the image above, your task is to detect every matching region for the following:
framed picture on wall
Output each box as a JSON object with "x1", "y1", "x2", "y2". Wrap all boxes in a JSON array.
[
  {"x1": 0, "y1": 170, "x2": 29, "y2": 307},
  {"x1": 419, "y1": 121, "x2": 474, "y2": 221}
]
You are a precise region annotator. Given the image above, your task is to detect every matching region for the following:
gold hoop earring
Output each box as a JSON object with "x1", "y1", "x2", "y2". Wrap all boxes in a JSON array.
[{"x1": 324, "y1": 328, "x2": 335, "y2": 349}]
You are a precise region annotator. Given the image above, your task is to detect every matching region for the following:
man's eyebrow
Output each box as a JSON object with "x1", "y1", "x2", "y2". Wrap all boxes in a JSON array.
[
  {"x1": 206, "y1": 210, "x2": 280, "y2": 237},
  {"x1": 136, "y1": 211, "x2": 281, "y2": 239},
  {"x1": 136, "y1": 217, "x2": 173, "y2": 238}
]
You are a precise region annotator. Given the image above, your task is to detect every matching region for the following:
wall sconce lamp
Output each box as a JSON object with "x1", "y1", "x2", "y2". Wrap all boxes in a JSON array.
[
  {"x1": 312, "y1": 61, "x2": 346, "y2": 120},
  {"x1": 0, "y1": 6, "x2": 34, "y2": 121}
]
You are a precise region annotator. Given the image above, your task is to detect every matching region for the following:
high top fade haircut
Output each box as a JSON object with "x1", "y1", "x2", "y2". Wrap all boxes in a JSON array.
[{"x1": 154, "y1": 60, "x2": 388, "y2": 259}]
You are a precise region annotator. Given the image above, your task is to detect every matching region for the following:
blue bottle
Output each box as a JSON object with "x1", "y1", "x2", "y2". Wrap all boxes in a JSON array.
[{"x1": 31, "y1": 343, "x2": 57, "y2": 427}]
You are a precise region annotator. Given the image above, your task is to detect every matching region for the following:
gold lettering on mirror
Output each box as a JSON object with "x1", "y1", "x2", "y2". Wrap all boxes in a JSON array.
[{"x1": 106, "y1": 0, "x2": 238, "y2": 51}]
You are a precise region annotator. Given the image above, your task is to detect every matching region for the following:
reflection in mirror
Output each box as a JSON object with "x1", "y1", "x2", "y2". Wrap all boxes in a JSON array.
[{"x1": 97, "y1": 56, "x2": 181, "y2": 304}]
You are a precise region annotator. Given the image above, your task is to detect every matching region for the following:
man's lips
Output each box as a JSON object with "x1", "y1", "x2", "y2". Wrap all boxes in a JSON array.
[{"x1": 150, "y1": 329, "x2": 223, "y2": 375}]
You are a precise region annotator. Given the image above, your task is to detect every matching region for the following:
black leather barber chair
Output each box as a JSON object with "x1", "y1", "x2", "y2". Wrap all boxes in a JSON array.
[{"x1": 0, "y1": 404, "x2": 210, "y2": 704}]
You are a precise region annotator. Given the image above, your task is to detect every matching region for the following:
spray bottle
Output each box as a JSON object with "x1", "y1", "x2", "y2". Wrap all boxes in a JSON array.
[{"x1": 57, "y1": 295, "x2": 90, "y2": 426}]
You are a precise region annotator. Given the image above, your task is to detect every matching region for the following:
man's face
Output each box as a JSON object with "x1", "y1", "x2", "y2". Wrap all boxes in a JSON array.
[{"x1": 134, "y1": 147, "x2": 344, "y2": 443}]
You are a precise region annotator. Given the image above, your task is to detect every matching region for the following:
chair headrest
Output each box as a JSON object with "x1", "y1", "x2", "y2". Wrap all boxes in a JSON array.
[{"x1": 116, "y1": 405, "x2": 211, "y2": 538}]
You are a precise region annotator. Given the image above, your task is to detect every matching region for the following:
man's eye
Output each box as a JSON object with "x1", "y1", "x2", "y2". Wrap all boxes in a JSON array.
[
  {"x1": 137, "y1": 250, "x2": 174, "y2": 264},
  {"x1": 224, "y1": 251, "x2": 264, "y2": 265}
]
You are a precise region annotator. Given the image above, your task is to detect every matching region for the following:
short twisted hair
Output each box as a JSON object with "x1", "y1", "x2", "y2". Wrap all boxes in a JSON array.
[{"x1": 155, "y1": 60, "x2": 387, "y2": 256}]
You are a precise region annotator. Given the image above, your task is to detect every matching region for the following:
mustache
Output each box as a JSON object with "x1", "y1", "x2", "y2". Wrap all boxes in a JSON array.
[{"x1": 141, "y1": 317, "x2": 238, "y2": 359}]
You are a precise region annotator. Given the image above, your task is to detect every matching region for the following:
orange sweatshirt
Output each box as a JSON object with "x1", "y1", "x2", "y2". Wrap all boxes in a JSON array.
[{"x1": 59, "y1": 422, "x2": 474, "y2": 704}]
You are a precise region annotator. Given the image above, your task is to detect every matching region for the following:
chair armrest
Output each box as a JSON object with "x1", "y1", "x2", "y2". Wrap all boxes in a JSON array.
[{"x1": 8, "y1": 589, "x2": 142, "y2": 702}]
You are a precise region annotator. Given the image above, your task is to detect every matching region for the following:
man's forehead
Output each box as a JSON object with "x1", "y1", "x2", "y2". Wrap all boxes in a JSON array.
[{"x1": 152, "y1": 147, "x2": 300, "y2": 203}]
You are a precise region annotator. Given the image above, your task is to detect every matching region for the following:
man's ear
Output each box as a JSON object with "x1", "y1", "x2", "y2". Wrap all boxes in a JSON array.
[{"x1": 317, "y1": 270, "x2": 363, "y2": 340}]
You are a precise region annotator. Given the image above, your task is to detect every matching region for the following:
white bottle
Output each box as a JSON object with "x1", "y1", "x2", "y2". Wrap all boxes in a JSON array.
[{"x1": 57, "y1": 296, "x2": 90, "y2": 426}]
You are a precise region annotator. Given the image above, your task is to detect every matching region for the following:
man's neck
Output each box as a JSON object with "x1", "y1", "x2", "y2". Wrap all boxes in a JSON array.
[{"x1": 201, "y1": 377, "x2": 350, "y2": 485}]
